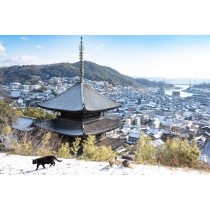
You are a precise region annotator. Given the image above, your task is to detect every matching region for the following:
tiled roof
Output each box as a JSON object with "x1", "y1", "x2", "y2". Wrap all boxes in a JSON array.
[
  {"x1": 95, "y1": 137, "x2": 126, "y2": 150},
  {"x1": 12, "y1": 116, "x2": 35, "y2": 131},
  {"x1": 38, "y1": 82, "x2": 121, "y2": 112},
  {"x1": 34, "y1": 117, "x2": 122, "y2": 137}
]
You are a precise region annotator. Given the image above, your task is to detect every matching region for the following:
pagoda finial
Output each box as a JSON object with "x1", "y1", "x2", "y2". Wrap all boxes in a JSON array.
[{"x1": 79, "y1": 36, "x2": 84, "y2": 82}]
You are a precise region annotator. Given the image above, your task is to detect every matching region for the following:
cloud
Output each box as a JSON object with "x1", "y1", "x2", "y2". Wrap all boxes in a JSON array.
[
  {"x1": 1, "y1": 55, "x2": 40, "y2": 66},
  {"x1": 36, "y1": 45, "x2": 45, "y2": 49},
  {"x1": 20, "y1": 36, "x2": 29, "y2": 41},
  {"x1": 0, "y1": 44, "x2": 6, "y2": 55}
]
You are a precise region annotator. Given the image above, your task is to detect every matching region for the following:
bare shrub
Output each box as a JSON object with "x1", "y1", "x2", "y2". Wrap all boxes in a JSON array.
[
  {"x1": 11, "y1": 129, "x2": 62, "y2": 156},
  {"x1": 10, "y1": 140, "x2": 33, "y2": 156}
]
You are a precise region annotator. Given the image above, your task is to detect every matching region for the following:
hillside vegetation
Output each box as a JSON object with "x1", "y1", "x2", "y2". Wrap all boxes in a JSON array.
[{"x1": 0, "y1": 61, "x2": 156, "y2": 87}]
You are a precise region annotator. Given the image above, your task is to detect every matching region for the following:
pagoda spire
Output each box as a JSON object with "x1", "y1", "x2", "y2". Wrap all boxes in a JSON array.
[{"x1": 79, "y1": 36, "x2": 84, "y2": 82}]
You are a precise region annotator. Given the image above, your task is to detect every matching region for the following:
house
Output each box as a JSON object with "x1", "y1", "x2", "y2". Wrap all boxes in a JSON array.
[
  {"x1": 10, "y1": 90, "x2": 22, "y2": 100},
  {"x1": 127, "y1": 128, "x2": 141, "y2": 145},
  {"x1": 12, "y1": 116, "x2": 36, "y2": 132}
]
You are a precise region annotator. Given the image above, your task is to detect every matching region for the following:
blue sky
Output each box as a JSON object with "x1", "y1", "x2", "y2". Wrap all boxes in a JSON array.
[{"x1": 1, "y1": 35, "x2": 210, "y2": 79}]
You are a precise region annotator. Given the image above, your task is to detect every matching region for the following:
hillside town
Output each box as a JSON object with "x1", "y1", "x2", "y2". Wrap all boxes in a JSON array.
[{"x1": 1, "y1": 75, "x2": 210, "y2": 164}]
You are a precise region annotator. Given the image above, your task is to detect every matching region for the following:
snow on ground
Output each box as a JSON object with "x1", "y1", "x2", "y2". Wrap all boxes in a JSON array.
[
  {"x1": 1, "y1": 152, "x2": 210, "y2": 210},
  {"x1": 0, "y1": 152, "x2": 210, "y2": 175}
]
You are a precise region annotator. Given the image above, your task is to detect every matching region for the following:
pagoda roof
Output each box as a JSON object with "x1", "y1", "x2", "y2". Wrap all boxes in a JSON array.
[
  {"x1": 34, "y1": 117, "x2": 122, "y2": 137},
  {"x1": 37, "y1": 82, "x2": 121, "y2": 112}
]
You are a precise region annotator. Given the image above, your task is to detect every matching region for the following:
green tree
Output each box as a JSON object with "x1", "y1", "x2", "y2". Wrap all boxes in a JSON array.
[
  {"x1": 35, "y1": 132, "x2": 57, "y2": 156},
  {"x1": 81, "y1": 135, "x2": 115, "y2": 161},
  {"x1": 156, "y1": 139, "x2": 200, "y2": 167},
  {"x1": 70, "y1": 137, "x2": 81, "y2": 157},
  {"x1": 58, "y1": 142, "x2": 71, "y2": 158},
  {"x1": 135, "y1": 132, "x2": 156, "y2": 164},
  {"x1": 0, "y1": 100, "x2": 20, "y2": 136},
  {"x1": 82, "y1": 136, "x2": 97, "y2": 160},
  {"x1": 22, "y1": 107, "x2": 55, "y2": 120}
]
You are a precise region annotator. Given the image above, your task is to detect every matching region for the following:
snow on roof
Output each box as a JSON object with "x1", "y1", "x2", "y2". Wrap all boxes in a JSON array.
[
  {"x1": 10, "y1": 90, "x2": 22, "y2": 98},
  {"x1": 152, "y1": 139, "x2": 165, "y2": 147},
  {"x1": 153, "y1": 134, "x2": 162, "y2": 139}
]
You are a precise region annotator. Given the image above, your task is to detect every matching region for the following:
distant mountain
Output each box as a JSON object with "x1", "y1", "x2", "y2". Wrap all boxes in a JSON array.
[
  {"x1": 0, "y1": 61, "x2": 154, "y2": 87},
  {"x1": 139, "y1": 77, "x2": 210, "y2": 85},
  {"x1": 135, "y1": 78, "x2": 158, "y2": 87}
]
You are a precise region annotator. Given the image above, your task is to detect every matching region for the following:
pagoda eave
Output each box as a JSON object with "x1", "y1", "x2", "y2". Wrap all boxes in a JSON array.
[
  {"x1": 34, "y1": 117, "x2": 122, "y2": 137},
  {"x1": 37, "y1": 105, "x2": 121, "y2": 113}
]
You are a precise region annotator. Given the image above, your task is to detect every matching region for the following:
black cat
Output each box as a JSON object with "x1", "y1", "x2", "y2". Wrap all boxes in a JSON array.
[{"x1": 32, "y1": 155, "x2": 62, "y2": 170}]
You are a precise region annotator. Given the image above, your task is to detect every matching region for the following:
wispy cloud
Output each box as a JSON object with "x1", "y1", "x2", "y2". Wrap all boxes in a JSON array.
[
  {"x1": 36, "y1": 45, "x2": 45, "y2": 49},
  {"x1": 0, "y1": 44, "x2": 6, "y2": 55},
  {"x1": 1, "y1": 55, "x2": 40, "y2": 66},
  {"x1": 20, "y1": 36, "x2": 29, "y2": 41}
]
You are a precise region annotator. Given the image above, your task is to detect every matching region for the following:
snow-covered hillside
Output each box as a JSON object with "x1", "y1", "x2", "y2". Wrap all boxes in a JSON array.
[
  {"x1": 0, "y1": 153, "x2": 209, "y2": 175},
  {"x1": 1, "y1": 152, "x2": 210, "y2": 210}
]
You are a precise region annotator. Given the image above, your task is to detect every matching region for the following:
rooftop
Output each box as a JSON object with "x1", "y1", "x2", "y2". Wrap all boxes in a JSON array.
[{"x1": 38, "y1": 82, "x2": 121, "y2": 112}]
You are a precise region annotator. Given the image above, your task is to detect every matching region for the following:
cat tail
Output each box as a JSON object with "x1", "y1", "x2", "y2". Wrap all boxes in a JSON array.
[{"x1": 54, "y1": 157, "x2": 62, "y2": 162}]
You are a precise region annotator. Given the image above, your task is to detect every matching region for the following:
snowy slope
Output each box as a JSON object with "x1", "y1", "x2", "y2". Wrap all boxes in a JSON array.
[{"x1": 0, "y1": 153, "x2": 209, "y2": 175}]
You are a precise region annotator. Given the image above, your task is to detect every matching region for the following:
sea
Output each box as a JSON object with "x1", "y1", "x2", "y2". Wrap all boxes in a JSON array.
[{"x1": 164, "y1": 85, "x2": 192, "y2": 98}]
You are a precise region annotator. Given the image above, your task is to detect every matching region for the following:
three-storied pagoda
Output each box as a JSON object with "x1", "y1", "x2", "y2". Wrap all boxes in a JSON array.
[{"x1": 35, "y1": 37, "x2": 121, "y2": 140}]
